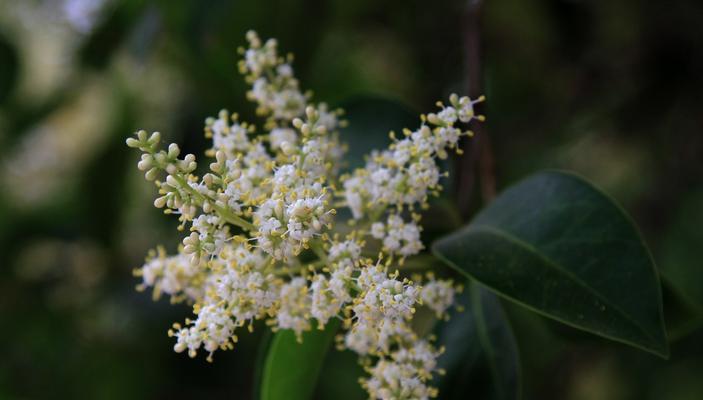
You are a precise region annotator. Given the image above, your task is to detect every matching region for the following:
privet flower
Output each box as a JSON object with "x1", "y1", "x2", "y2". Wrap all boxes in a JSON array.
[{"x1": 127, "y1": 31, "x2": 484, "y2": 399}]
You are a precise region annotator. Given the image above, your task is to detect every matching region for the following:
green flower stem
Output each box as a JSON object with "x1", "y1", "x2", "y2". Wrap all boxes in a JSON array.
[{"x1": 172, "y1": 174, "x2": 256, "y2": 231}]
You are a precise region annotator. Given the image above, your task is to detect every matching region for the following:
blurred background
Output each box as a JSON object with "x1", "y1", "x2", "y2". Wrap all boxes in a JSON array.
[{"x1": 0, "y1": 0, "x2": 702, "y2": 399}]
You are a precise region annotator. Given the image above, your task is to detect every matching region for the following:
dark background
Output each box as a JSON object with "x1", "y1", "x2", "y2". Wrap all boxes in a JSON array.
[{"x1": 0, "y1": 0, "x2": 702, "y2": 399}]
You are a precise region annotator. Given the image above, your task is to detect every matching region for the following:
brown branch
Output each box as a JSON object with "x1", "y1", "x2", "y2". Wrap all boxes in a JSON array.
[{"x1": 455, "y1": 0, "x2": 496, "y2": 220}]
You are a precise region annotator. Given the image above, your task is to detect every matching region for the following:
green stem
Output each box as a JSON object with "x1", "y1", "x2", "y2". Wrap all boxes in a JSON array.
[{"x1": 172, "y1": 174, "x2": 256, "y2": 231}]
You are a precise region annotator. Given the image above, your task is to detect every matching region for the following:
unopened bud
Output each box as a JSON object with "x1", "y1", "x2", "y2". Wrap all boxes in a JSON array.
[
  {"x1": 145, "y1": 168, "x2": 159, "y2": 181},
  {"x1": 154, "y1": 196, "x2": 167, "y2": 208},
  {"x1": 168, "y1": 143, "x2": 180, "y2": 158},
  {"x1": 148, "y1": 131, "x2": 161, "y2": 144},
  {"x1": 126, "y1": 137, "x2": 140, "y2": 148},
  {"x1": 137, "y1": 155, "x2": 152, "y2": 171}
]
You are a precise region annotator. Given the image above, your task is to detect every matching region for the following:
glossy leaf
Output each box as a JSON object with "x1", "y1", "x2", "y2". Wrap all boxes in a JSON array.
[
  {"x1": 433, "y1": 171, "x2": 668, "y2": 357},
  {"x1": 435, "y1": 282, "x2": 521, "y2": 400},
  {"x1": 260, "y1": 320, "x2": 339, "y2": 400},
  {"x1": 252, "y1": 329, "x2": 273, "y2": 400}
]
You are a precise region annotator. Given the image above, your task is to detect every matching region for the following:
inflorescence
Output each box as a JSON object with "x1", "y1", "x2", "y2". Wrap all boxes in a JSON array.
[{"x1": 127, "y1": 30, "x2": 484, "y2": 400}]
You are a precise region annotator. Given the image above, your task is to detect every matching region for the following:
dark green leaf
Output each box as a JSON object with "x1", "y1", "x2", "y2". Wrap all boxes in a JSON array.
[
  {"x1": 435, "y1": 281, "x2": 521, "y2": 400},
  {"x1": 260, "y1": 320, "x2": 339, "y2": 400},
  {"x1": 314, "y1": 349, "x2": 367, "y2": 400},
  {"x1": 433, "y1": 171, "x2": 668, "y2": 357},
  {"x1": 252, "y1": 329, "x2": 273, "y2": 400}
]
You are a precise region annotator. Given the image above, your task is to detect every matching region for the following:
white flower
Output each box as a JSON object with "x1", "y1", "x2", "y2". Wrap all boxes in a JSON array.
[
  {"x1": 420, "y1": 279, "x2": 457, "y2": 317},
  {"x1": 269, "y1": 128, "x2": 298, "y2": 151},
  {"x1": 286, "y1": 197, "x2": 329, "y2": 242},
  {"x1": 348, "y1": 265, "x2": 420, "y2": 354},
  {"x1": 344, "y1": 321, "x2": 377, "y2": 355},
  {"x1": 173, "y1": 303, "x2": 236, "y2": 359},
  {"x1": 376, "y1": 278, "x2": 419, "y2": 320},
  {"x1": 190, "y1": 213, "x2": 228, "y2": 256},
  {"x1": 276, "y1": 277, "x2": 312, "y2": 337},
  {"x1": 139, "y1": 249, "x2": 203, "y2": 301},
  {"x1": 343, "y1": 176, "x2": 367, "y2": 219},
  {"x1": 310, "y1": 275, "x2": 345, "y2": 326},
  {"x1": 362, "y1": 340, "x2": 441, "y2": 400},
  {"x1": 374, "y1": 214, "x2": 424, "y2": 257},
  {"x1": 370, "y1": 222, "x2": 385, "y2": 239},
  {"x1": 214, "y1": 247, "x2": 279, "y2": 323},
  {"x1": 208, "y1": 113, "x2": 250, "y2": 154},
  {"x1": 328, "y1": 239, "x2": 362, "y2": 269},
  {"x1": 329, "y1": 266, "x2": 353, "y2": 300},
  {"x1": 365, "y1": 361, "x2": 433, "y2": 400},
  {"x1": 436, "y1": 106, "x2": 457, "y2": 125},
  {"x1": 357, "y1": 265, "x2": 387, "y2": 290}
]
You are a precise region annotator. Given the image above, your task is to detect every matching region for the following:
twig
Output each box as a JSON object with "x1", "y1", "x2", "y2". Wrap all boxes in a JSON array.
[{"x1": 455, "y1": 0, "x2": 497, "y2": 218}]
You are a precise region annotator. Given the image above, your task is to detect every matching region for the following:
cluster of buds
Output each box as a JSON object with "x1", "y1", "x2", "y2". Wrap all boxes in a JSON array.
[{"x1": 128, "y1": 31, "x2": 484, "y2": 399}]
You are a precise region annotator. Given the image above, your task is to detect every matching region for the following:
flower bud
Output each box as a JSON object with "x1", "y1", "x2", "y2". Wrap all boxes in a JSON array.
[
  {"x1": 168, "y1": 143, "x2": 180, "y2": 158},
  {"x1": 126, "y1": 137, "x2": 140, "y2": 148},
  {"x1": 145, "y1": 168, "x2": 159, "y2": 181},
  {"x1": 216, "y1": 150, "x2": 226, "y2": 164},
  {"x1": 154, "y1": 196, "x2": 167, "y2": 208},
  {"x1": 154, "y1": 152, "x2": 166, "y2": 164},
  {"x1": 148, "y1": 131, "x2": 161, "y2": 144},
  {"x1": 137, "y1": 154, "x2": 152, "y2": 171}
]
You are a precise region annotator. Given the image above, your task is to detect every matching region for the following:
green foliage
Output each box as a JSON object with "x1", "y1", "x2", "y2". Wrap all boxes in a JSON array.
[
  {"x1": 433, "y1": 171, "x2": 669, "y2": 357},
  {"x1": 260, "y1": 320, "x2": 340, "y2": 400},
  {"x1": 435, "y1": 282, "x2": 521, "y2": 400}
]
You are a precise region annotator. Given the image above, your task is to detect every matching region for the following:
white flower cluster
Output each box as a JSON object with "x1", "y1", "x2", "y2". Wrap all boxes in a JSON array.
[
  {"x1": 128, "y1": 31, "x2": 483, "y2": 398},
  {"x1": 363, "y1": 340, "x2": 443, "y2": 400},
  {"x1": 134, "y1": 246, "x2": 206, "y2": 302},
  {"x1": 371, "y1": 214, "x2": 424, "y2": 257},
  {"x1": 343, "y1": 93, "x2": 483, "y2": 219}
]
